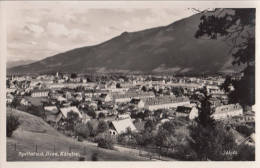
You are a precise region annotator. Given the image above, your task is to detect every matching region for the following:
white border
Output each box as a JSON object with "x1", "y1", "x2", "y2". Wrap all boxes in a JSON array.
[{"x1": 0, "y1": 1, "x2": 259, "y2": 168}]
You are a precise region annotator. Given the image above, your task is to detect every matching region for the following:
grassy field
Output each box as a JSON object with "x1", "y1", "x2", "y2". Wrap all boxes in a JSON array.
[{"x1": 6, "y1": 108, "x2": 145, "y2": 161}]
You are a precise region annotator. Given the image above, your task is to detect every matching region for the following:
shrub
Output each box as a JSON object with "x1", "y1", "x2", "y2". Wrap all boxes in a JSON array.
[
  {"x1": 91, "y1": 152, "x2": 99, "y2": 161},
  {"x1": 74, "y1": 123, "x2": 90, "y2": 139},
  {"x1": 86, "y1": 120, "x2": 99, "y2": 137},
  {"x1": 234, "y1": 145, "x2": 255, "y2": 161},
  {"x1": 96, "y1": 133, "x2": 115, "y2": 149},
  {"x1": 6, "y1": 114, "x2": 20, "y2": 137},
  {"x1": 235, "y1": 125, "x2": 255, "y2": 137},
  {"x1": 97, "y1": 120, "x2": 108, "y2": 133}
]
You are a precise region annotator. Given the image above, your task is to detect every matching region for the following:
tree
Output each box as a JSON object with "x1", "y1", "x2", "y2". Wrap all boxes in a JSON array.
[
  {"x1": 143, "y1": 110, "x2": 152, "y2": 119},
  {"x1": 65, "y1": 111, "x2": 79, "y2": 131},
  {"x1": 70, "y1": 73, "x2": 77, "y2": 79},
  {"x1": 172, "y1": 87, "x2": 184, "y2": 97},
  {"x1": 10, "y1": 98, "x2": 20, "y2": 109},
  {"x1": 97, "y1": 120, "x2": 108, "y2": 134},
  {"x1": 195, "y1": 94, "x2": 216, "y2": 128},
  {"x1": 195, "y1": 8, "x2": 255, "y2": 107},
  {"x1": 86, "y1": 120, "x2": 99, "y2": 137},
  {"x1": 144, "y1": 120, "x2": 156, "y2": 132},
  {"x1": 189, "y1": 123, "x2": 237, "y2": 161},
  {"x1": 234, "y1": 144, "x2": 255, "y2": 161},
  {"x1": 98, "y1": 112, "x2": 105, "y2": 119},
  {"x1": 141, "y1": 86, "x2": 148, "y2": 92},
  {"x1": 188, "y1": 85, "x2": 238, "y2": 160},
  {"x1": 135, "y1": 131, "x2": 155, "y2": 147},
  {"x1": 84, "y1": 107, "x2": 96, "y2": 119},
  {"x1": 156, "y1": 129, "x2": 177, "y2": 150},
  {"x1": 96, "y1": 132, "x2": 115, "y2": 149},
  {"x1": 189, "y1": 88, "x2": 238, "y2": 160},
  {"x1": 7, "y1": 114, "x2": 20, "y2": 137},
  {"x1": 220, "y1": 76, "x2": 233, "y2": 93},
  {"x1": 155, "y1": 121, "x2": 177, "y2": 150},
  {"x1": 74, "y1": 123, "x2": 90, "y2": 139}
]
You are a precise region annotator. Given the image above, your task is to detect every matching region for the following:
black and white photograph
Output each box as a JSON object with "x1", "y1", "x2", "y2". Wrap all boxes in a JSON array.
[{"x1": 0, "y1": 0, "x2": 258, "y2": 166}]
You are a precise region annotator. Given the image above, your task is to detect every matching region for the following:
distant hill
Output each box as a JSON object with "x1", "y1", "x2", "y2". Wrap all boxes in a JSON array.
[
  {"x1": 7, "y1": 60, "x2": 36, "y2": 69},
  {"x1": 8, "y1": 9, "x2": 247, "y2": 75}
]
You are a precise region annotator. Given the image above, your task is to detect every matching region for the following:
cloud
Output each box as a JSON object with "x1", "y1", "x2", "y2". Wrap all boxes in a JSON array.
[
  {"x1": 6, "y1": 2, "x2": 198, "y2": 62},
  {"x1": 47, "y1": 22, "x2": 70, "y2": 37},
  {"x1": 23, "y1": 24, "x2": 44, "y2": 36}
]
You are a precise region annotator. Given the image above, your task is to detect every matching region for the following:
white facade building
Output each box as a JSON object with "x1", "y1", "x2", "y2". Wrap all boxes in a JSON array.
[
  {"x1": 144, "y1": 96, "x2": 190, "y2": 111},
  {"x1": 212, "y1": 104, "x2": 243, "y2": 120}
]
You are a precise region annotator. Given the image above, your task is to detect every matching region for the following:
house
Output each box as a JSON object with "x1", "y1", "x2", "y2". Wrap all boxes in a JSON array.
[
  {"x1": 82, "y1": 113, "x2": 91, "y2": 123},
  {"x1": 208, "y1": 97, "x2": 222, "y2": 108},
  {"x1": 212, "y1": 104, "x2": 243, "y2": 120},
  {"x1": 44, "y1": 105, "x2": 59, "y2": 113},
  {"x1": 112, "y1": 91, "x2": 155, "y2": 103},
  {"x1": 96, "y1": 110, "x2": 110, "y2": 117},
  {"x1": 130, "y1": 98, "x2": 145, "y2": 109},
  {"x1": 75, "y1": 94, "x2": 83, "y2": 101},
  {"x1": 117, "y1": 113, "x2": 131, "y2": 120},
  {"x1": 241, "y1": 133, "x2": 255, "y2": 146},
  {"x1": 99, "y1": 94, "x2": 112, "y2": 102},
  {"x1": 87, "y1": 101, "x2": 98, "y2": 109},
  {"x1": 44, "y1": 106, "x2": 60, "y2": 123},
  {"x1": 20, "y1": 98, "x2": 31, "y2": 106},
  {"x1": 144, "y1": 96, "x2": 190, "y2": 111},
  {"x1": 31, "y1": 89, "x2": 49, "y2": 97},
  {"x1": 206, "y1": 85, "x2": 225, "y2": 95},
  {"x1": 156, "y1": 118, "x2": 171, "y2": 129},
  {"x1": 6, "y1": 94, "x2": 14, "y2": 104},
  {"x1": 176, "y1": 106, "x2": 198, "y2": 120},
  {"x1": 59, "y1": 106, "x2": 82, "y2": 119},
  {"x1": 109, "y1": 118, "x2": 137, "y2": 135},
  {"x1": 57, "y1": 96, "x2": 67, "y2": 103}
]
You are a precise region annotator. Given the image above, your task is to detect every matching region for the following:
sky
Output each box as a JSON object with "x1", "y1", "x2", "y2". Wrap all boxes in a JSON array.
[{"x1": 4, "y1": 1, "x2": 205, "y2": 62}]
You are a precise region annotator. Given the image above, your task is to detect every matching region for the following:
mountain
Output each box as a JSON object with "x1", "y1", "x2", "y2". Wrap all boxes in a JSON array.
[
  {"x1": 7, "y1": 60, "x2": 36, "y2": 69},
  {"x1": 8, "y1": 10, "x2": 245, "y2": 75}
]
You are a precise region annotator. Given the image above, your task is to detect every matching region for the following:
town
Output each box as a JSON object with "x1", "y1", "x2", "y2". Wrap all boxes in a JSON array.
[{"x1": 6, "y1": 72, "x2": 255, "y2": 160}]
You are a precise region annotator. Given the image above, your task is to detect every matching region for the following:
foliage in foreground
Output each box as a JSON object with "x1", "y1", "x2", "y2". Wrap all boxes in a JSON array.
[
  {"x1": 95, "y1": 132, "x2": 115, "y2": 149},
  {"x1": 7, "y1": 114, "x2": 20, "y2": 137}
]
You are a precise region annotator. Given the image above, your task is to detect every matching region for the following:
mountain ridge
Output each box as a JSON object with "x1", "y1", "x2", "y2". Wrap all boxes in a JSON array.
[{"x1": 8, "y1": 10, "x2": 243, "y2": 75}]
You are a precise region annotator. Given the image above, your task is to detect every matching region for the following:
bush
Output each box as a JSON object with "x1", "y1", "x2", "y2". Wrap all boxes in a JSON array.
[
  {"x1": 235, "y1": 125, "x2": 255, "y2": 137},
  {"x1": 91, "y1": 152, "x2": 99, "y2": 161},
  {"x1": 86, "y1": 120, "x2": 99, "y2": 137},
  {"x1": 234, "y1": 145, "x2": 255, "y2": 161},
  {"x1": 97, "y1": 120, "x2": 108, "y2": 133},
  {"x1": 74, "y1": 123, "x2": 90, "y2": 139},
  {"x1": 7, "y1": 114, "x2": 20, "y2": 137},
  {"x1": 96, "y1": 133, "x2": 115, "y2": 149}
]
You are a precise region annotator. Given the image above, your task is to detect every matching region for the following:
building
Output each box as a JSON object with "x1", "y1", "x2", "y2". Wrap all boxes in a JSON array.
[
  {"x1": 212, "y1": 104, "x2": 243, "y2": 120},
  {"x1": 144, "y1": 96, "x2": 190, "y2": 111},
  {"x1": 44, "y1": 106, "x2": 60, "y2": 123},
  {"x1": 6, "y1": 94, "x2": 14, "y2": 104},
  {"x1": 130, "y1": 98, "x2": 145, "y2": 109},
  {"x1": 96, "y1": 110, "x2": 110, "y2": 117},
  {"x1": 31, "y1": 89, "x2": 49, "y2": 97},
  {"x1": 111, "y1": 91, "x2": 155, "y2": 103},
  {"x1": 176, "y1": 106, "x2": 198, "y2": 120},
  {"x1": 99, "y1": 94, "x2": 112, "y2": 102},
  {"x1": 109, "y1": 118, "x2": 137, "y2": 135},
  {"x1": 20, "y1": 98, "x2": 31, "y2": 106},
  {"x1": 206, "y1": 85, "x2": 225, "y2": 95},
  {"x1": 44, "y1": 105, "x2": 59, "y2": 113},
  {"x1": 208, "y1": 97, "x2": 222, "y2": 108},
  {"x1": 116, "y1": 113, "x2": 131, "y2": 120},
  {"x1": 59, "y1": 106, "x2": 82, "y2": 119}
]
